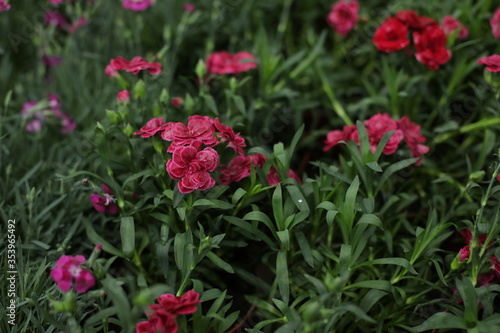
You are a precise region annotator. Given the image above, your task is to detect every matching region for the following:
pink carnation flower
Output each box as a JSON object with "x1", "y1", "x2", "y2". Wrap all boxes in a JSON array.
[
  {"x1": 364, "y1": 113, "x2": 404, "y2": 154},
  {"x1": 441, "y1": 15, "x2": 468, "y2": 39},
  {"x1": 206, "y1": 51, "x2": 258, "y2": 75},
  {"x1": 213, "y1": 118, "x2": 246, "y2": 155},
  {"x1": 90, "y1": 184, "x2": 119, "y2": 214},
  {"x1": 398, "y1": 116, "x2": 429, "y2": 164},
  {"x1": 0, "y1": 0, "x2": 11, "y2": 11},
  {"x1": 50, "y1": 255, "x2": 96, "y2": 293},
  {"x1": 477, "y1": 55, "x2": 500, "y2": 72},
  {"x1": 161, "y1": 116, "x2": 217, "y2": 152},
  {"x1": 327, "y1": 0, "x2": 359, "y2": 37},
  {"x1": 44, "y1": 11, "x2": 68, "y2": 29},
  {"x1": 219, "y1": 153, "x2": 266, "y2": 185},
  {"x1": 122, "y1": 0, "x2": 154, "y2": 11},
  {"x1": 183, "y1": 3, "x2": 196, "y2": 12},
  {"x1": 166, "y1": 143, "x2": 219, "y2": 193},
  {"x1": 490, "y1": 8, "x2": 500, "y2": 39},
  {"x1": 117, "y1": 90, "x2": 130, "y2": 103},
  {"x1": 105, "y1": 56, "x2": 161, "y2": 77},
  {"x1": 133, "y1": 117, "x2": 170, "y2": 138}
]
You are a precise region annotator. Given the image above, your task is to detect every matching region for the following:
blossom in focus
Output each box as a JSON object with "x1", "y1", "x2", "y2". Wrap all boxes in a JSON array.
[
  {"x1": 166, "y1": 143, "x2": 219, "y2": 193},
  {"x1": 372, "y1": 17, "x2": 410, "y2": 53},
  {"x1": 477, "y1": 55, "x2": 500, "y2": 72},
  {"x1": 206, "y1": 51, "x2": 258, "y2": 75},
  {"x1": 441, "y1": 15, "x2": 468, "y2": 39},
  {"x1": 219, "y1": 153, "x2": 266, "y2": 185},
  {"x1": 122, "y1": 0, "x2": 154, "y2": 11},
  {"x1": 458, "y1": 245, "x2": 470, "y2": 262},
  {"x1": 90, "y1": 184, "x2": 119, "y2": 215},
  {"x1": 50, "y1": 255, "x2": 95, "y2": 293},
  {"x1": 213, "y1": 118, "x2": 246, "y2": 155},
  {"x1": 490, "y1": 8, "x2": 500, "y2": 39},
  {"x1": 326, "y1": 0, "x2": 359, "y2": 37},
  {"x1": 133, "y1": 117, "x2": 170, "y2": 138},
  {"x1": 161, "y1": 116, "x2": 217, "y2": 152}
]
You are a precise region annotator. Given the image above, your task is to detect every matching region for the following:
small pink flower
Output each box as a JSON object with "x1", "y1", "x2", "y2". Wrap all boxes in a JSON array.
[
  {"x1": 441, "y1": 15, "x2": 468, "y2": 39},
  {"x1": 134, "y1": 117, "x2": 170, "y2": 138},
  {"x1": 219, "y1": 153, "x2": 266, "y2": 185},
  {"x1": 213, "y1": 118, "x2": 246, "y2": 155},
  {"x1": 166, "y1": 144, "x2": 219, "y2": 193},
  {"x1": 490, "y1": 8, "x2": 500, "y2": 39},
  {"x1": 44, "y1": 11, "x2": 68, "y2": 29},
  {"x1": 48, "y1": 0, "x2": 64, "y2": 4},
  {"x1": 42, "y1": 55, "x2": 62, "y2": 67},
  {"x1": 90, "y1": 184, "x2": 119, "y2": 215},
  {"x1": 161, "y1": 116, "x2": 217, "y2": 152},
  {"x1": 206, "y1": 51, "x2": 258, "y2": 76},
  {"x1": 477, "y1": 55, "x2": 500, "y2": 72},
  {"x1": 154, "y1": 290, "x2": 201, "y2": 316},
  {"x1": 183, "y1": 3, "x2": 196, "y2": 12},
  {"x1": 117, "y1": 90, "x2": 130, "y2": 103},
  {"x1": 171, "y1": 97, "x2": 184, "y2": 108},
  {"x1": 327, "y1": 0, "x2": 359, "y2": 37},
  {"x1": 122, "y1": 0, "x2": 154, "y2": 11},
  {"x1": 60, "y1": 113, "x2": 76, "y2": 134},
  {"x1": 0, "y1": 0, "x2": 11, "y2": 11},
  {"x1": 136, "y1": 315, "x2": 177, "y2": 333},
  {"x1": 68, "y1": 17, "x2": 87, "y2": 33},
  {"x1": 50, "y1": 255, "x2": 96, "y2": 293},
  {"x1": 105, "y1": 56, "x2": 161, "y2": 76},
  {"x1": 458, "y1": 245, "x2": 470, "y2": 262}
]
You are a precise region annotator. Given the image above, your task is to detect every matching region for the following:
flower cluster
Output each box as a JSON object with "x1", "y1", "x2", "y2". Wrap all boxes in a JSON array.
[
  {"x1": 136, "y1": 290, "x2": 201, "y2": 333},
  {"x1": 0, "y1": 0, "x2": 10, "y2": 11},
  {"x1": 135, "y1": 116, "x2": 246, "y2": 193},
  {"x1": 50, "y1": 255, "x2": 96, "y2": 293},
  {"x1": 326, "y1": 0, "x2": 359, "y2": 38},
  {"x1": 206, "y1": 51, "x2": 258, "y2": 76},
  {"x1": 373, "y1": 10, "x2": 453, "y2": 70},
  {"x1": 323, "y1": 113, "x2": 429, "y2": 164},
  {"x1": 90, "y1": 184, "x2": 119, "y2": 215},
  {"x1": 105, "y1": 56, "x2": 162, "y2": 77},
  {"x1": 122, "y1": 0, "x2": 154, "y2": 11},
  {"x1": 21, "y1": 94, "x2": 76, "y2": 134}
]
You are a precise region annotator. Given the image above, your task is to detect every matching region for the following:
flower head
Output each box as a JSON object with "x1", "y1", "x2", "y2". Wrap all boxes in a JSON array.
[
  {"x1": 413, "y1": 24, "x2": 451, "y2": 70},
  {"x1": 490, "y1": 8, "x2": 500, "y2": 39},
  {"x1": 441, "y1": 15, "x2": 468, "y2": 39},
  {"x1": 206, "y1": 51, "x2": 257, "y2": 76},
  {"x1": 117, "y1": 90, "x2": 131, "y2": 103},
  {"x1": 183, "y1": 3, "x2": 196, "y2": 12},
  {"x1": 90, "y1": 184, "x2": 119, "y2": 214},
  {"x1": 171, "y1": 97, "x2": 184, "y2": 108},
  {"x1": 372, "y1": 17, "x2": 410, "y2": 53},
  {"x1": 477, "y1": 55, "x2": 500, "y2": 72},
  {"x1": 219, "y1": 153, "x2": 266, "y2": 185},
  {"x1": 122, "y1": 0, "x2": 154, "y2": 11},
  {"x1": 327, "y1": 0, "x2": 359, "y2": 37},
  {"x1": 213, "y1": 118, "x2": 246, "y2": 155},
  {"x1": 50, "y1": 255, "x2": 95, "y2": 293},
  {"x1": 134, "y1": 117, "x2": 170, "y2": 138},
  {"x1": 161, "y1": 116, "x2": 217, "y2": 152}
]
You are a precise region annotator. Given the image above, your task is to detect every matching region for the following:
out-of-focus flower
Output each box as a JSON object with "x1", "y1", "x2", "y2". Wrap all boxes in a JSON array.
[
  {"x1": 395, "y1": 9, "x2": 436, "y2": 30},
  {"x1": 490, "y1": 8, "x2": 500, "y2": 39},
  {"x1": 477, "y1": 55, "x2": 500, "y2": 72},
  {"x1": 68, "y1": 17, "x2": 87, "y2": 33},
  {"x1": 183, "y1": 3, "x2": 196, "y2": 12},
  {"x1": 413, "y1": 24, "x2": 451, "y2": 70},
  {"x1": 117, "y1": 90, "x2": 131, "y2": 103},
  {"x1": 45, "y1": 11, "x2": 68, "y2": 29},
  {"x1": 266, "y1": 167, "x2": 301, "y2": 186},
  {"x1": 43, "y1": 55, "x2": 62, "y2": 67},
  {"x1": 0, "y1": 0, "x2": 11, "y2": 11},
  {"x1": 206, "y1": 51, "x2": 257, "y2": 75},
  {"x1": 90, "y1": 184, "x2": 119, "y2": 215},
  {"x1": 326, "y1": 0, "x2": 359, "y2": 37},
  {"x1": 50, "y1": 255, "x2": 95, "y2": 293},
  {"x1": 213, "y1": 118, "x2": 246, "y2": 155},
  {"x1": 372, "y1": 17, "x2": 410, "y2": 53},
  {"x1": 441, "y1": 15, "x2": 468, "y2": 39},
  {"x1": 122, "y1": 0, "x2": 154, "y2": 11},
  {"x1": 133, "y1": 117, "x2": 170, "y2": 138},
  {"x1": 171, "y1": 97, "x2": 184, "y2": 108},
  {"x1": 219, "y1": 153, "x2": 266, "y2": 185}
]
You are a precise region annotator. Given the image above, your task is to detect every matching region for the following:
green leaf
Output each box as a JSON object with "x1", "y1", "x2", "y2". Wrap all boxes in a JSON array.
[
  {"x1": 357, "y1": 214, "x2": 383, "y2": 231},
  {"x1": 120, "y1": 216, "x2": 135, "y2": 259},
  {"x1": 295, "y1": 231, "x2": 314, "y2": 267},
  {"x1": 276, "y1": 230, "x2": 290, "y2": 250},
  {"x1": 352, "y1": 258, "x2": 417, "y2": 274},
  {"x1": 203, "y1": 94, "x2": 219, "y2": 115},
  {"x1": 286, "y1": 124, "x2": 305, "y2": 169},
  {"x1": 290, "y1": 31, "x2": 326, "y2": 79},
  {"x1": 243, "y1": 211, "x2": 276, "y2": 233},
  {"x1": 83, "y1": 219, "x2": 123, "y2": 257},
  {"x1": 273, "y1": 184, "x2": 284, "y2": 230},
  {"x1": 206, "y1": 252, "x2": 234, "y2": 273},
  {"x1": 285, "y1": 184, "x2": 309, "y2": 211},
  {"x1": 101, "y1": 276, "x2": 132, "y2": 329},
  {"x1": 193, "y1": 199, "x2": 234, "y2": 210},
  {"x1": 276, "y1": 251, "x2": 289, "y2": 304},
  {"x1": 412, "y1": 312, "x2": 468, "y2": 331},
  {"x1": 376, "y1": 158, "x2": 419, "y2": 193},
  {"x1": 344, "y1": 280, "x2": 393, "y2": 293}
]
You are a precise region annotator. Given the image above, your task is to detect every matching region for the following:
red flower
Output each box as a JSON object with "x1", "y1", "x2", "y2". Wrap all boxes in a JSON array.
[
  {"x1": 413, "y1": 24, "x2": 451, "y2": 70},
  {"x1": 206, "y1": 51, "x2": 258, "y2": 75},
  {"x1": 326, "y1": 0, "x2": 359, "y2": 38},
  {"x1": 372, "y1": 17, "x2": 410, "y2": 53},
  {"x1": 166, "y1": 143, "x2": 219, "y2": 193},
  {"x1": 136, "y1": 315, "x2": 177, "y2": 333},
  {"x1": 364, "y1": 113, "x2": 403, "y2": 154},
  {"x1": 105, "y1": 56, "x2": 161, "y2": 77},
  {"x1": 117, "y1": 90, "x2": 130, "y2": 103},
  {"x1": 460, "y1": 228, "x2": 489, "y2": 247},
  {"x1": 90, "y1": 184, "x2": 119, "y2": 215},
  {"x1": 161, "y1": 116, "x2": 217, "y2": 152},
  {"x1": 395, "y1": 10, "x2": 436, "y2": 30},
  {"x1": 219, "y1": 153, "x2": 266, "y2": 185},
  {"x1": 398, "y1": 116, "x2": 429, "y2": 165},
  {"x1": 458, "y1": 245, "x2": 470, "y2": 262},
  {"x1": 134, "y1": 117, "x2": 170, "y2": 138},
  {"x1": 267, "y1": 167, "x2": 301, "y2": 186},
  {"x1": 477, "y1": 55, "x2": 500, "y2": 72},
  {"x1": 490, "y1": 8, "x2": 500, "y2": 39},
  {"x1": 171, "y1": 97, "x2": 184, "y2": 108},
  {"x1": 441, "y1": 15, "x2": 468, "y2": 39},
  {"x1": 50, "y1": 255, "x2": 95, "y2": 293},
  {"x1": 213, "y1": 118, "x2": 246, "y2": 155}
]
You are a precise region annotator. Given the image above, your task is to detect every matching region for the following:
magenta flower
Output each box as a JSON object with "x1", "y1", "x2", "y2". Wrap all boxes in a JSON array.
[
  {"x1": 477, "y1": 55, "x2": 500, "y2": 72},
  {"x1": 105, "y1": 56, "x2": 161, "y2": 77},
  {"x1": 90, "y1": 184, "x2": 119, "y2": 214},
  {"x1": 490, "y1": 8, "x2": 500, "y2": 39},
  {"x1": 50, "y1": 255, "x2": 96, "y2": 293},
  {"x1": 122, "y1": 0, "x2": 154, "y2": 11},
  {"x1": 206, "y1": 51, "x2": 258, "y2": 76},
  {"x1": 42, "y1": 55, "x2": 62, "y2": 67},
  {"x1": 117, "y1": 90, "x2": 130, "y2": 103},
  {"x1": 219, "y1": 153, "x2": 266, "y2": 185},
  {"x1": 166, "y1": 144, "x2": 219, "y2": 193},
  {"x1": 441, "y1": 15, "x2": 468, "y2": 39},
  {"x1": 458, "y1": 245, "x2": 470, "y2": 262},
  {"x1": 68, "y1": 17, "x2": 87, "y2": 33},
  {"x1": 161, "y1": 116, "x2": 217, "y2": 153},
  {"x1": 213, "y1": 118, "x2": 246, "y2": 155},
  {"x1": 44, "y1": 11, "x2": 68, "y2": 29},
  {"x1": 171, "y1": 97, "x2": 184, "y2": 108},
  {"x1": 327, "y1": 0, "x2": 359, "y2": 37},
  {"x1": 133, "y1": 117, "x2": 170, "y2": 138},
  {"x1": 0, "y1": 0, "x2": 11, "y2": 11},
  {"x1": 183, "y1": 3, "x2": 196, "y2": 12},
  {"x1": 48, "y1": 0, "x2": 64, "y2": 4}
]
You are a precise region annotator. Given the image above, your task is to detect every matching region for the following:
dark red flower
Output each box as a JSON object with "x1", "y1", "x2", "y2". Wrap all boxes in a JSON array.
[
  {"x1": 171, "y1": 97, "x2": 184, "y2": 108},
  {"x1": 372, "y1": 17, "x2": 410, "y2": 53},
  {"x1": 395, "y1": 10, "x2": 437, "y2": 30},
  {"x1": 413, "y1": 24, "x2": 451, "y2": 70},
  {"x1": 477, "y1": 55, "x2": 500, "y2": 72},
  {"x1": 458, "y1": 245, "x2": 470, "y2": 262},
  {"x1": 219, "y1": 153, "x2": 266, "y2": 185},
  {"x1": 364, "y1": 113, "x2": 403, "y2": 154},
  {"x1": 213, "y1": 118, "x2": 246, "y2": 155}
]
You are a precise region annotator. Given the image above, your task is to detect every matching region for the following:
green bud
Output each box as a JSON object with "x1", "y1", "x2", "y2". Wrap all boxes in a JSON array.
[{"x1": 133, "y1": 80, "x2": 146, "y2": 99}]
